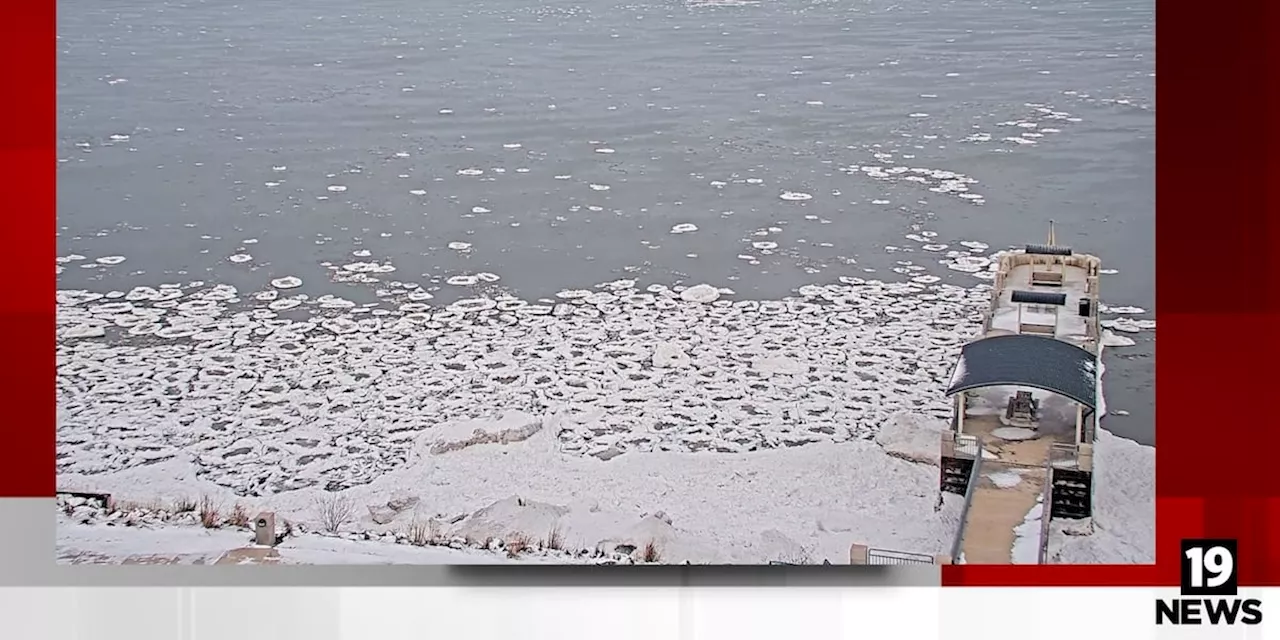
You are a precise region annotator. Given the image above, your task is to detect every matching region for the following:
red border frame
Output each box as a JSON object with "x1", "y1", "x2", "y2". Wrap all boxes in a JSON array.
[
  {"x1": 945, "y1": 0, "x2": 1280, "y2": 586},
  {"x1": 16, "y1": 1, "x2": 1280, "y2": 585},
  {"x1": 1, "y1": 4, "x2": 56, "y2": 498}
]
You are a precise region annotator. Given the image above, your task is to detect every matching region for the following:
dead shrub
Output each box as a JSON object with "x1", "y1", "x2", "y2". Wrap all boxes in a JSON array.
[
  {"x1": 225, "y1": 503, "x2": 250, "y2": 528},
  {"x1": 506, "y1": 533, "x2": 532, "y2": 557},
  {"x1": 545, "y1": 525, "x2": 564, "y2": 551},
  {"x1": 315, "y1": 493, "x2": 357, "y2": 533},
  {"x1": 198, "y1": 496, "x2": 220, "y2": 529},
  {"x1": 641, "y1": 540, "x2": 661, "y2": 563},
  {"x1": 172, "y1": 497, "x2": 199, "y2": 513},
  {"x1": 774, "y1": 549, "x2": 814, "y2": 565},
  {"x1": 406, "y1": 519, "x2": 433, "y2": 547}
]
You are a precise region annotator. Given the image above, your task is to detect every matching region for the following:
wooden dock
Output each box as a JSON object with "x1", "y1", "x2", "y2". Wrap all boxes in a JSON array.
[{"x1": 958, "y1": 461, "x2": 1045, "y2": 564}]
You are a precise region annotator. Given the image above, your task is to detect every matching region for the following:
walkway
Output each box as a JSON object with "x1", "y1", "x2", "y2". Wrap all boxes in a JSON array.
[
  {"x1": 58, "y1": 547, "x2": 280, "y2": 565},
  {"x1": 959, "y1": 462, "x2": 1045, "y2": 563},
  {"x1": 956, "y1": 413, "x2": 1061, "y2": 564}
]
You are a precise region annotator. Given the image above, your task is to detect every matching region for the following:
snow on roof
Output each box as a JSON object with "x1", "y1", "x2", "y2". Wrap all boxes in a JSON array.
[{"x1": 946, "y1": 334, "x2": 1098, "y2": 410}]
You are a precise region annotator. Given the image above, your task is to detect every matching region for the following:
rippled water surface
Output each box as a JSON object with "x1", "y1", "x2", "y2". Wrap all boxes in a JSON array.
[{"x1": 58, "y1": 0, "x2": 1154, "y2": 444}]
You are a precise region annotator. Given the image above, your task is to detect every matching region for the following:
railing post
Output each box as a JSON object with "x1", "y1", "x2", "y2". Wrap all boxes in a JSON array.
[
  {"x1": 1078, "y1": 444, "x2": 1094, "y2": 473},
  {"x1": 1037, "y1": 456, "x2": 1055, "y2": 564}
]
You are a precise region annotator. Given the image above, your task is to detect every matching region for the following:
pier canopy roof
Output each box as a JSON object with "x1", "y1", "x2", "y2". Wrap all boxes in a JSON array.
[{"x1": 944, "y1": 334, "x2": 1098, "y2": 411}]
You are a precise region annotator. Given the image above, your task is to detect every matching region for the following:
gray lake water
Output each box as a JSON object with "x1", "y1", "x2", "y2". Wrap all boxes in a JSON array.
[{"x1": 57, "y1": 0, "x2": 1155, "y2": 444}]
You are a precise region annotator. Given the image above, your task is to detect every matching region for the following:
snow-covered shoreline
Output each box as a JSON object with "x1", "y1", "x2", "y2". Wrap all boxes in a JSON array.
[{"x1": 57, "y1": 425, "x2": 969, "y2": 564}]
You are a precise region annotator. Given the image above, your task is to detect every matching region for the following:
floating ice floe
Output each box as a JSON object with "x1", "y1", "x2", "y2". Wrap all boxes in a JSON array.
[
  {"x1": 446, "y1": 275, "x2": 480, "y2": 287},
  {"x1": 342, "y1": 262, "x2": 396, "y2": 274},
  {"x1": 779, "y1": 191, "x2": 812, "y2": 202},
  {"x1": 670, "y1": 223, "x2": 698, "y2": 234},
  {"x1": 678, "y1": 284, "x2": 720, "y2": 303},
  {"x1": 270, "y1": 276, "x2": 303, "y2": 289},
  {"x1": 1101, "y1": 318, "x2": 1155, "y2": 333},
  {"x1": 52, "y1": 253, "x2": 1149, "y2": 499},
  {"x1": 1102, "y1": 305, "x2": 1146, "y2": 315}
]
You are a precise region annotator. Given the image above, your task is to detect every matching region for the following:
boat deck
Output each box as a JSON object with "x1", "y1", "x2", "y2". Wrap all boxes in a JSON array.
[
  {"x1": 961, "y1": 414, "x2": 1073, "y2": 468},
  {"x1": 986, "y1": 261, "x2": 1099, "y2": 351}
]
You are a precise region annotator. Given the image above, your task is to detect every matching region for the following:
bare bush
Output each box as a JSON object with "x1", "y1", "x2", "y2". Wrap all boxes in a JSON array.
[
  {"x1": 198, "y1": 496, "x2": 220, "y2": 529},
  {"x1": 315, "y1": 493, "x2": 357, "y2": 533},
  {"x1": 406, "y1": 519, "x2": 435, "y2": 547},
  {"x1": 225, "y1": 503, "x2": 250, "y2": 528},
  {"x1": 641, "y1": 540, "x2": 661, "y2": 563},
  {"x1": 172, "y1": 497, "x2": 199, "y2": 513},
  {"x1": 506, "y1": 533, "x2": 532, "y2": 557},
  {"x1": 774, "y1": 549, "x2": 814, "y2": 565},
  {"x1": 546, "y1": 525, "x2": 564, "y2": 551}
]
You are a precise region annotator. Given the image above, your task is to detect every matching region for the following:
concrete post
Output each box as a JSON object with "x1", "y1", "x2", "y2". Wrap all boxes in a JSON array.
[
  {"x1": 1077, "y1": 444, "x2": 1094, "y2": 473},
  {"x1": 254, "y1": 512, "x2": 277, "y2": 547},
  {"x1": 849, "y1": 543, "x2": 869, "y2": 565}
]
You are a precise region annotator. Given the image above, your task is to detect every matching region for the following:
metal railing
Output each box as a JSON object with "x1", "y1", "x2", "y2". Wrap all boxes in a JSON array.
[
  {"x1": 954, "y1": 433, "x2": 981, "y2": 459},
  {"x1": 1049, "y1": 442, "x2": 1078, "y2": 469},
  {"x1": 868, "y1": 548, "x2": 937, "y2": 566},
  {"x1": 1036, "y1": 459, "x2": 1056, "y2": 564},
  {"x1": 948, "y1": 436, "x2": 986, "y2": 562}
]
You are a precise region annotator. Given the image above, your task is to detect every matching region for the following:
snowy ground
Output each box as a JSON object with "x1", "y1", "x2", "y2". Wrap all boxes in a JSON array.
[
  {"x1": 57, "y1": 426, "x2": 969, "y2": 564},
  {"x1": 55, "y1": 254, "x2": 1156, "y2": 565},
  {"x1": 55, "y1": 421, "x2": 1153, "y2": 565},
  {"x1": 57, "y1": 512, "x2": 533, "y2": 565},
  {"x1": 1005, "y1": 428, "x2": 1155, "y2": 564}
]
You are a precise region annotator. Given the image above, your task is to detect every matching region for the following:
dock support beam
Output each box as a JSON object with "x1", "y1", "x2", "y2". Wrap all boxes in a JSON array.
[{"x1": 1074, "y1": 405, "x2": 1083, "y2": 447}]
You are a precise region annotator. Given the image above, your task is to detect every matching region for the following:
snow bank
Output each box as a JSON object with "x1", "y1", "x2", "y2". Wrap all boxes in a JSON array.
[
  {"x1": 1049, "y1": 429, "x2": 1155, "y2": 563},
  {"x1": 875, "y1": 411, "x2": 946, "y2": 465},
  {"x1": 59, "y1": 418, "x2": 965, "y2": 564}
]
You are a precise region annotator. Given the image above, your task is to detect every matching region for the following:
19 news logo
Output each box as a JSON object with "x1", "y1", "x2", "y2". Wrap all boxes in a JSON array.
[{"x1": 1155, "y1": 539, "x2": 1263, "y2": 626}]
